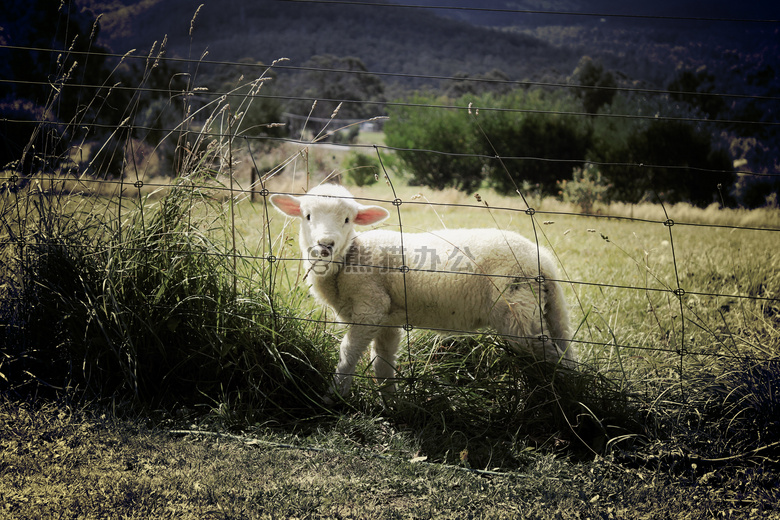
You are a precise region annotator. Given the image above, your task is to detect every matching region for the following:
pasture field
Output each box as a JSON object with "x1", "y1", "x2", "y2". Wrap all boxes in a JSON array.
[
  {"x1": 1, "y1": 166, "x2": 779, "y2": 518},
  {"x1": 242, "y1": 178, "x2": 779, "y2": 374},
  {"x1": 2, "y1": 1, "x2": 778, "y2": 514}
]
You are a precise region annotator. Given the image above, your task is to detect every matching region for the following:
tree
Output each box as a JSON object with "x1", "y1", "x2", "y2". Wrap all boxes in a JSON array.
[
  {"x1": 87, "y1": 58, "x2": 191, "y2": 177},
  {"x1": 573, "y1": 57, "x2": 617, "y2": 115},
  {"x1": 600, "y1": 120, "x2": 734, "y2": 207},
  {"x1": 479, "y1": 110, "x2": 591, "y2": 195},
  {"x1": 385, "y1": 90, "x2": 591, "y2": 194},
  {"x1": 668, "y1": 69, "x2": 726, "y2": 120},
  {"x1": 474, "y1": 89, "x2": 592, "y2": 195},
  {"x1": 287, "y1": 55, "x2": 385, "y2": 122},
  {"x1": 444, "y1": 69, "x2": 513, "y2": 98},
  {"x1": 0, "y1": 0, "x2": 111, "y2": 175},
  {"x1": 385, "y1": 93, "x2": 483, "y2": 191}
]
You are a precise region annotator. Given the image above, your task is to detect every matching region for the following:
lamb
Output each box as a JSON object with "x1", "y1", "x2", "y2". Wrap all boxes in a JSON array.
[{"x1": 269, "y1": 183, "x2": 576, "y2": 402}]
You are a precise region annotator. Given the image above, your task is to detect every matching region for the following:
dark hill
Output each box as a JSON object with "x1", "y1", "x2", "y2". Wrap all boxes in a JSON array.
[{"x1": 89, "y1": 0, "x2": 579, "y2": 84}]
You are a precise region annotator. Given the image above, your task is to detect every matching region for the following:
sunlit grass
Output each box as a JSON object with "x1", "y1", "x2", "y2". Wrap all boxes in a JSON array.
[
  {"x1": 215, "y1": 169, "x2": 780, "y2": 464},
  {"x1": 2, "y1": 50, "x2": 778, "y2": 473}
]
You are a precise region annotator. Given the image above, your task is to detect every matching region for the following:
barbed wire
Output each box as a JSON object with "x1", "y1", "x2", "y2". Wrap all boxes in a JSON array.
[
  {"x1": 2, "y1": 134, "x2": 777, "y2": 191},
  {"x1": 4, "y1": 205, "x2": 778, "y2": 307},
  {"x1": 4, "y1": 170, "x2": 780, "y2": 234},
  {"x1": 2, "y1": 207, "x2": 777, "y2": 393}
]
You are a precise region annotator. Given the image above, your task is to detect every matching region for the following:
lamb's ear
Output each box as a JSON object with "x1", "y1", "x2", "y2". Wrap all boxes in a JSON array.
[
  {"x1": 269, "y1": 194, "x2": 303, "y2": 218},
  {"x1": 354, "y1": 204, "x2": 389, "y2": 226}
]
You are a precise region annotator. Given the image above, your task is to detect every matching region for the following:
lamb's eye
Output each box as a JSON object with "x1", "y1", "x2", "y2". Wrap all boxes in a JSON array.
[
  {"x1": 344, "y1": 217, "x2": 350, "y2": 224},
  {"x1": 306, "y1": 214, "x2": 311, "y2": 221}
]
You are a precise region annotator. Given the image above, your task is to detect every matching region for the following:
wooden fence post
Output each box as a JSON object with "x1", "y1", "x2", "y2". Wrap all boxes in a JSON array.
[{"x1": 250, "y1": 166, "x2": 257, "y2": 203}]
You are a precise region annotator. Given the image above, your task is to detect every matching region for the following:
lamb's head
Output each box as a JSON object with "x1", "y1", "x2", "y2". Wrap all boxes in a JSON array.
[{"x1": 269, "y1": 184, "x2": 389, "y2": 275}]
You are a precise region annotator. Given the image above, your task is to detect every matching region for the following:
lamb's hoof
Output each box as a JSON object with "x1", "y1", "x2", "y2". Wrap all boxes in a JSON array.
[{"x1": 322, "y1": 390, "x2": 346, "y2": 407}]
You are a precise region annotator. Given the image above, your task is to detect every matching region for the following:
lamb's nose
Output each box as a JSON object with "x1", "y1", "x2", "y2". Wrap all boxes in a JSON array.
[{"x1": 312, "y1": 240, "x2": 335, "y2": 258}]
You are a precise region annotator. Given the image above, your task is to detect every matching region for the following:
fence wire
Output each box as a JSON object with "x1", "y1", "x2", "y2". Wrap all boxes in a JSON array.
[{"x1": 1, "y1": 1, "x2": 779, "y2": 404}]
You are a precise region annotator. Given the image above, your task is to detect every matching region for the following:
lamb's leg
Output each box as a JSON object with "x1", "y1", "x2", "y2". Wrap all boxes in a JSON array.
[
  {"x1": 371, "y1": 327, "x2": 402, "y2": 398},
  {"x1": 490, "y1": 295, "x2": 551, "y2": 362},
  {"x1": 326, "y1": 324, "x2": 381, "y2": 403}
]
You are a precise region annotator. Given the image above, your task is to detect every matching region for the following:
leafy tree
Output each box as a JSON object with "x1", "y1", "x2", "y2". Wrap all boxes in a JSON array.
[
  {"x1": 0, "y1": 0, "x2": 111, "y2": 175},
  {"x1": 600, "y1": 119, "x2": 734, "y2": 207},
  {"x1": 478, "y1": 108, "x2": 591, "y2": 195},
  {"x1": 209, "y1": 60, "x2": 287, "y2": 153},
  {"x1": 573, "y1": 57, "x2": 617, "y2": 115},
  {"x1": 469, "y1": 89, "x2": 591, "y2": 195},
  {"x1": 386, "y1": 89, "x2": 591, "y2": 194},
  {"x1": 444, "y1": 69, "x2": 513, "y2": 98},
  {"x1": 341, "y1": 151, "x2": 380, "y2": 187},
  {"x1": 0, "y1": 0, "x2": 110, "y2": 120},
  {"x1": 385, "y1": 93, "x2": 483, "y2": 191},
  {"x1": 668, "y1": 69, "x2": 726, "y2": 120},
  {"x1": 88, "y1": 58, "x2": 191, "y2": 177},
  {"x1": 287, "y1": 55, "x2": 385, "y2": 122}
]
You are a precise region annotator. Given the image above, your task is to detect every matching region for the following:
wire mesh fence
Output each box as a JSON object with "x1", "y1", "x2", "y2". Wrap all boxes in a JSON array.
[{"x1": 1, "y1": 1, "x2": 778, "y2": 450}]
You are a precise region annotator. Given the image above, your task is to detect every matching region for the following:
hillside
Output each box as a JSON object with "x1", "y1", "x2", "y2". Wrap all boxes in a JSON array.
[
  {"x1": 393, "y1": 0, "x2": 780, "y2": 28},
  {"x1": 2, "y1": 0, "x2": 777, "y2": 194},
  {"x1": 84, "y1": 0, "x2": 779, "y2": 97},
  {"x1": 87, "y1": 0, "x2": 579, "y2": 85}
]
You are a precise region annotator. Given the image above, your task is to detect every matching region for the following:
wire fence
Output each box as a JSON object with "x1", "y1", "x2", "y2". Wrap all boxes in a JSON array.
[{"x1": 1, "y1": 1, "x2": 779, "y2": 405}]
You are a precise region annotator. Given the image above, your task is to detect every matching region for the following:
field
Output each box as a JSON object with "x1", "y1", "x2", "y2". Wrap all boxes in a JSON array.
[
  {"x1": 2, "y1": 0, "x2": 779, "y2": 515},
  {"x1": 2, "y1": 141, "x2": 779, "y2": 516}
]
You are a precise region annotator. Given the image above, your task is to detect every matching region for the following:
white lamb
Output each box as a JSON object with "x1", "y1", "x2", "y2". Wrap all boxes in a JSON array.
[{"x1": 270, "y1": 184, "x2": 576, "y2": 402}]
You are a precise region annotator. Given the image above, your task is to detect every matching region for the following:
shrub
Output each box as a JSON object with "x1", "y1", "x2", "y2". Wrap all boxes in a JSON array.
[
  {"x1": 593, "y1": 111, "x2": 734, "y2": 207},
  {"x1": 556, "y1": 164, "x2": 611, "y2": 214},
  {"x1": 0, "y1": 179, "x2": 333, "y2": 417},
  {"x1": 385, "y1": 93, "x2": 484, "y2": 191},
  {"x1": 479, "y1": 108, "x2": 591, "y2": 195},
  {"x1": 385, "y1": 90, "x2": 591, "y2": 195},
  {"x1": 341, "y1": 150, "x2": 379, "y2": 186}
]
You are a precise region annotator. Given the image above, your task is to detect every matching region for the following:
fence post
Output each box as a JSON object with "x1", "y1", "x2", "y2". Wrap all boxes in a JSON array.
[{"x1": 250, "y1": 166, "x2": 257, "y2": 203}]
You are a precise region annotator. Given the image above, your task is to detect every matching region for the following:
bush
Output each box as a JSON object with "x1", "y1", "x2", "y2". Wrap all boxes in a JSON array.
[
  {"x1": 341, "y1": 151, "x2": 379, "y2": 186},
  {"x1": 733, "y1": 175, "x2": 780, "y2": 209},
  {"x1": 557, "y1": 164, "x2": 611, "y2": 214},
  {"x1": 385, "y1": 90, "x2": 591, "y2": 195},
  {"x1": 477, "y1": 103, "x2": 592, "y2": 195},
  {"x1": 385, "y1": 93, "x2": 484, "y2": 192},
  {"x1": 0, "y1": 106, "x2": 69, "y2": 182},
  {"x1": 596, "y1": 119, "x2": 734, "y2": 207},
  {"x1": 331, "y1": 125, "x2": 360, "y2": 144},
  {"x1": 0, "y1": 178, "x2": 332, "y2": 418}
]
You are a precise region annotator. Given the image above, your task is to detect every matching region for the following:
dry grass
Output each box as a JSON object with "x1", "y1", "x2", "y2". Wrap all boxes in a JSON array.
[{"x1": 2, "y1": 398, "x2": 778, "y2": 519}]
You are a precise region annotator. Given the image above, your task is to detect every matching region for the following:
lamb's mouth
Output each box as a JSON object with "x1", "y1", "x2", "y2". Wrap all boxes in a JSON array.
[
  {"x1": 307, "y1": 257, "x2": 334, "y2": 275},
  {"x1": 306, "y1": 243, "x2": 341, "y2": 275}
]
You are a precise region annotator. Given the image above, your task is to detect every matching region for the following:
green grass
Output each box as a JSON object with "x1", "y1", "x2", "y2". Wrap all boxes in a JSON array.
[
  {"x1": 228, "y1": 176, "x2": 780, "y2": 467},
  {"x1": 2, "y1": 62, "x2": 779, "y2": 518},
  {"x1": 3, "y1": 137, "x2": 778, "y2": 464}
]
